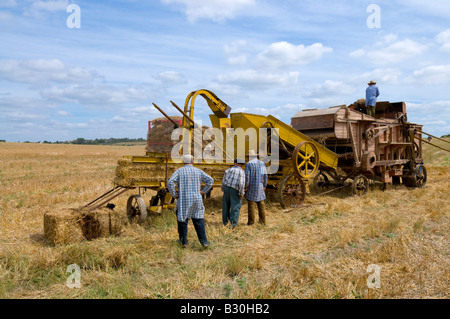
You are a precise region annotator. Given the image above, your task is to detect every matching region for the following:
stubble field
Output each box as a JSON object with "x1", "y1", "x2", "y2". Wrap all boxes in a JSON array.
[{"x1": 0, "y1": 140, "x2": 448, "y2": 299}]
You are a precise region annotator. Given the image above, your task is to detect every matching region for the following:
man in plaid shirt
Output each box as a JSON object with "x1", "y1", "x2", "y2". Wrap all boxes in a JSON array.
[
  {"x1": 245, "y1": 150, "x2": 268, "y2": 225},
  {"x1": 221, "y1": 158, "x2": 246, "y2": 228},
  {"x1": 168, "y1": 155, "x2": 214, "y2": 248}
]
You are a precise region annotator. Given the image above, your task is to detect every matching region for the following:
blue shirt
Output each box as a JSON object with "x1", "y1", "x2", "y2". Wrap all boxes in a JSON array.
[
  {"x1": 365, "y1": 85, "x2": 380, "y2": 107},
  {"x1": 244, "y1": 158, "x2": 268, "y2": 202},
  {"x1": 168, "y1": 165, "x2": 214, "y2": 222},
  {"x1": 221, "y1": 165, "x2": 246, "y2": 196}
]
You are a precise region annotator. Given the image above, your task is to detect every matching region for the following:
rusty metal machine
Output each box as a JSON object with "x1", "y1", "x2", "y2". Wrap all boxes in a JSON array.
[{"x1": 291, "y1": 101, "x2": 428, "y2": 195}]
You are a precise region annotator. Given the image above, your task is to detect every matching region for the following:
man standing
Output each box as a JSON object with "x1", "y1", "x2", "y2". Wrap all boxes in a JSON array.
[
  {"x1": 168, "y1": 155, "x2": 214, "y2": 248},
  {"x1": 244, "y1": 150, "x2": 268, "y2": 225},
  {"x1": 221, "y1": 158, "x2": 246, "y2": 228},
  {"x1": 365, "y1": 80, "x2": 380, "y2": 117}
]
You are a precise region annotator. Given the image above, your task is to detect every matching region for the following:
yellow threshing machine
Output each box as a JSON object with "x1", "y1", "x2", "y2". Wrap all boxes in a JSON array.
[{"x1": 83, "y1": 90, "x2": 339, "y2": 222}]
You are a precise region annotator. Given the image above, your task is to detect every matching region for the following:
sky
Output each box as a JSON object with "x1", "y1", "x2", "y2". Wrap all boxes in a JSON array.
[{"x1": 0, "y1": 0, "x2": 449, "y2": 142}]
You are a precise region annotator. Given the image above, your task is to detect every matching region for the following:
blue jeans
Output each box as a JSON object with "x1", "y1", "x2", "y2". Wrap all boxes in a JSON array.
[
  {"x1": 222, "y1": 185, "x2": 242, "y2": 227},
  {"x1": 177, "y1": 218, "x2": 209, "y2": 246}
]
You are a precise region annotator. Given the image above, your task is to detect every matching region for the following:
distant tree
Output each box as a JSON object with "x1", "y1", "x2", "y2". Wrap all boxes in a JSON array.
[{"x1": 74, "y1": 138, "x2": 86, "y2": 144}]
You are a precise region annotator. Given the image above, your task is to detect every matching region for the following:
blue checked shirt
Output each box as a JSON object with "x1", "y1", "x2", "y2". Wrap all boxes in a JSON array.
[
  {"x1": 244, "y1": 158, "x2": 268, "y2": 202},
  {"x1": 168, "y1": 165, "x2": 214, "y2": 222},
  {"x1": 221, "y1": 165, "x2": 246, "y2": 196}
]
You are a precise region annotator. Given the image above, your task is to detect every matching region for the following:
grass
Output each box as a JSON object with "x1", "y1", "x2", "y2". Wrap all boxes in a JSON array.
[{"x1": 0, "y1": 141, "x2": 449, "y2": 299}]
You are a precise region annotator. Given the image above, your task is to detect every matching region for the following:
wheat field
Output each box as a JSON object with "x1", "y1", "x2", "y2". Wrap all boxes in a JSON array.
[{"x1": 0, "y1": 140, "x2": 448, "y2": 299}]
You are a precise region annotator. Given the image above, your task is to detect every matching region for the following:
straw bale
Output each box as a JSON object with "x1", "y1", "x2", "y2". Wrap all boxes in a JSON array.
[
  {"x1": 44, "y1": 207, "x2": 125, "y2": 245},
  {"x1": 77, "y1": 207, "x2": 125, "y2": 240},
  {"x1": 44, "y1": 209, "x2": 84, "y2": 245},
  {"x1": 114, "y1": 157, "x2": 229, "y2": 187}
]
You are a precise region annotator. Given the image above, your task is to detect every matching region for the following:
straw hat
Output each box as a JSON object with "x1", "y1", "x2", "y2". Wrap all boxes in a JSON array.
[
  {"x1": 248, "y1": 150, "x2": 257, "y2": 157},
  {"x1": 368, "y1": 80, "x2": 376, "y2": 85}
]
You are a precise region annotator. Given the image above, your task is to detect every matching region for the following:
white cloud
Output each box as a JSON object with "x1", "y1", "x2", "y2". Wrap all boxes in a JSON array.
[
  {"x1": 349, "y1": 49, "x2": 365, "y2": 58},
  {"x1": 161, "y1": 0, "x2": 255, "y2": 23},
  {"x1": 156, "y1": 71, "x2": 187, "y2": 85},
  {"x1": 304, "y1": 80, "x2": 355, "y2": 98},
  {"x1": 405, "y1": 64, "x2": 450, "y2": 85},
  {"x1": 216, "y1": 69, "x2": 299, "y2": 90},
  {"x1": 256, "y1": 41, "x2": 333, "y2": 68},
  {"x1": 352, "y1": 68, "x2": 403, "y2": 85},
  {"x1": 0, "y1": 59, "x2": 98, "y2": 86},
  {"x1": 436, "y1": 29, "x2": 450, "y2": 52},
  {"x1": 351, "y1": 36, "x2": 428, "y2": 66},
  {"x1": 367, "y1": 39, "x2": 428, "y2": 65},
  {"x1": 223, "y1": 40, "x2": 248, "y2": 65}
]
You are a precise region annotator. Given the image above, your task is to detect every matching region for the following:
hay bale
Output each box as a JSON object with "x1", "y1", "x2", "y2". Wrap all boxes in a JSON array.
[
  {"x1": 146, "y1": 116, "x2": 183, "y2": 153},
  {"x1": 78, "y1": 207, "x2": 125, "y2": 240},
  {"x1": 44, "y1": 209, "x2": 84, "y2": 245},
  {"x1": 44, "y1": 207, "x2": 125, "y2": 245}
]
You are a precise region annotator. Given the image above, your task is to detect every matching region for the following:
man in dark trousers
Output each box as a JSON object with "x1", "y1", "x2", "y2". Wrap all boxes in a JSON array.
[
  {"x1": 221, "y1": 158, "x2": 246, "y2": 228},
  {"x1": 168, "y1": 154, "x2": 214, "y2": 248}
]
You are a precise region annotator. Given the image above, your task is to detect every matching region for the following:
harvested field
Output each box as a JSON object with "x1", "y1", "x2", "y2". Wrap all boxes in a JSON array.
[{"x1": 0, "y1": 141, "x2": 448, "y2": 299}]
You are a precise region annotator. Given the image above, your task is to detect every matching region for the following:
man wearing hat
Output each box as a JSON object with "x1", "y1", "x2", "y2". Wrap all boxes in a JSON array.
[
  {"x1": 244, "y1": 150, "x2": 268, "y2": 225},
  {"x1": 221, "y1": 158, "x2": 246, "y2": 228},
  {"x1": 365, "y1": 80, "x2": 380, "y2": 117},
  {"x1": 168, "y1": 154, "x2": 214, "y2": 248}
]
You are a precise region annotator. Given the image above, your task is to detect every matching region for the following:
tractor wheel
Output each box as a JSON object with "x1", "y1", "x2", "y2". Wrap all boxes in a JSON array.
[
  {"x1": 126, "y1": 195, "x2": 147, "y2": 224},
  {"x1": 292, "y1": 141, "x2": 320, "y2": 179},
  {"x1": 352, "y1": 175, "x2": 369, "y2": 196},
  {"x1": 278, "y1": 174, "x2": 306, "y2": 209}
]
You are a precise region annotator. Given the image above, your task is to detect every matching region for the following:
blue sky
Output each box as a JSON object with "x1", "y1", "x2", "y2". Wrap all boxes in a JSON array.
[{"x1": 0, "y1": 0, "x2": 449, "y2": 142}]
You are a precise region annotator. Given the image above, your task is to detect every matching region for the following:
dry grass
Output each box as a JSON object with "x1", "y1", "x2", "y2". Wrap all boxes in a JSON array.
[{"x1": 0, "y1": 141, "x2": 448, "y2": 299}]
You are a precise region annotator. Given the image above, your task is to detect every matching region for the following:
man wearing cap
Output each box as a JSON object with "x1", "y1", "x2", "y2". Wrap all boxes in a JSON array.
[
  {"x1": 365, "y1": 80, "x2": 380, "y2": 117},
  {"x1": 245, "y1": 150, "x2": 268, "y2": 225},
  {"x1": 221, "y1": 158, "x2": 246, "y2": 228},
  {"x1": 168, "y1": 154, "x2": 214, "y2": 248}
]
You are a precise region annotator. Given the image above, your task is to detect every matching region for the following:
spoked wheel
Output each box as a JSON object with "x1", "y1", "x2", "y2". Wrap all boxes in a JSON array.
[
  {"x1": 126, "y1": 195, "x2": 148, "y2": 223},
  {"x1": 278, "y1": 174, "x2": 306, "y2": 209},
  {"x1": 405, "y1": 165, "x2": 427, "y2": 188},
  {"x1": 292, "y1": 141, "x2": 320, "y2": 179},
  {"x1": 415, "y1": 165, "x2": 427, "y2": 188},
  {"x1": 352, "y1": 175, "x2": 369, "y2": 196},
  {"x1": 310, "y1": 171, "x2": 330, "y2": 194}
]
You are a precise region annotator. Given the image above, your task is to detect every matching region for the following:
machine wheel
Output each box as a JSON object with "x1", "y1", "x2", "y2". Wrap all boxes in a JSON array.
[
  {"x1": 404, "y1": 165, "x2": 427, "y2": 188},
  {"x1": 292, "y1": 141, "x2": 320, "y2": 179},
  {"x1": 415, "y1": 165, "x2": 427, "y2": 188},
  {"x1": 278, "y1": 174, "x2": 306, "y2": 209},
  {"x1": 310, "y1": 171, "x2": 329, "y2": 194},
  {"x1": 126, "y1": 195, "x2": 147, "y2": 223},
  {"x1": 352, "y1": 175, "x2": 369, "y2": 196}
]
